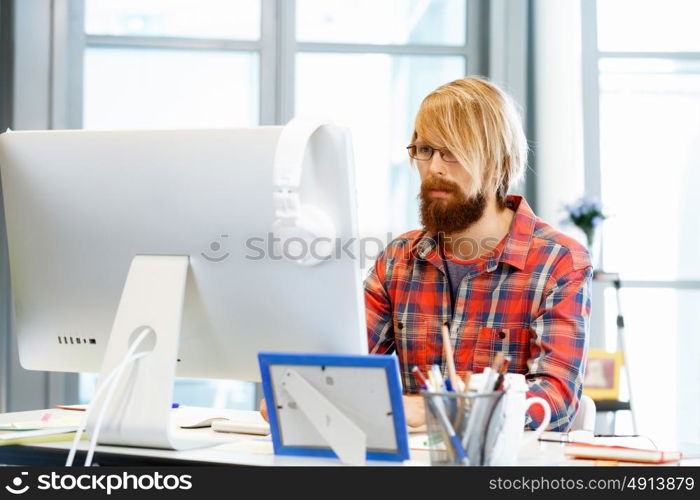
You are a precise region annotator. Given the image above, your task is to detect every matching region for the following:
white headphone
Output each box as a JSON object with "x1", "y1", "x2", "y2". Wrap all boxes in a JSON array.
[{"x1": 272, "y1": 117, "x2": 336, "y2": 266}]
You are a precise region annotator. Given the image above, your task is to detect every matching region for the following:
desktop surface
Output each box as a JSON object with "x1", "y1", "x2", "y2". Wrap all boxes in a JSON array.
[{"x1": 2, "y1": 408, "x2": 697, "y2": 467}]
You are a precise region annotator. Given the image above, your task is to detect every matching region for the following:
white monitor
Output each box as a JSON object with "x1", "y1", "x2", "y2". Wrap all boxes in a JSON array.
[{"x1": 0, "y1": 125, "x2": 367, "y2": 383}]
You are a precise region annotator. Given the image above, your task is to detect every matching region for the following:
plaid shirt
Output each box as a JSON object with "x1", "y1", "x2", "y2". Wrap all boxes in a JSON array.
[{"x1": 365, "y1": 195, "x2": 592, "y2": 431}]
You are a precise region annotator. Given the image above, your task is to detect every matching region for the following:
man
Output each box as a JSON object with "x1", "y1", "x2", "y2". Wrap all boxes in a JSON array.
[{"x1": 365, "y1": 77, "x2": 592, "y2": 431}]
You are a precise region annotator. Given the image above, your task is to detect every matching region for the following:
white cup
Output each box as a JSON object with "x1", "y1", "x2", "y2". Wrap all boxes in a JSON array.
[{"x1": 484, "y1": 373, "x2": 551, "y2": 465}]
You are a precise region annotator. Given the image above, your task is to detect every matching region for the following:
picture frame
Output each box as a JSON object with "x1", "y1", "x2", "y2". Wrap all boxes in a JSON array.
[
  {"x1": 258, "y1": 352, "x2": 410, "y2": 463},
  {"x1": 583, "y1": 349, "x2": 624, "y2": 401}
]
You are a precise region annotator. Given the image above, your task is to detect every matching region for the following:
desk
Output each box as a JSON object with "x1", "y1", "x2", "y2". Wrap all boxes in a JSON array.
[{"x1": 2, "y1": 408, "x2": 698, "y2": 467}]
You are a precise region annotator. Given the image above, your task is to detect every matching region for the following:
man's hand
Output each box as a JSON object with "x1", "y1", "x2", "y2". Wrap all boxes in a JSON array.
[
  {"x1": 259, "y1": 398, "x2": 269, "y2": 422},
  {"x1": 403, "y1": 394, "x2": 426, "y2": 428},
  {"x1": 261, "y1": 395, "x2": 425, "y2": 428}
]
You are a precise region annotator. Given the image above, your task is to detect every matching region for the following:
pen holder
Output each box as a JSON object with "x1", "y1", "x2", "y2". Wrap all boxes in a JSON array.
[{"x1": 423, "y1": 390, "x2": 504, "y2": 466}]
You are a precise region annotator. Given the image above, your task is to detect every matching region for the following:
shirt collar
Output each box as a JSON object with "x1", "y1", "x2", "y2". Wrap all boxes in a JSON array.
[
  {"x1": 411, "y1": 194, "x2": 536, "y2": 272},
  {"x1": 498, "y1": 195, "x2": 536, "y2": 271}
]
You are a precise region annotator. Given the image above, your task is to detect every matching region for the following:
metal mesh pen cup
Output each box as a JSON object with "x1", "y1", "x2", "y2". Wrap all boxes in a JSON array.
[{"x1": 423, "y1": 390, "x2": 504, "y2": 466}]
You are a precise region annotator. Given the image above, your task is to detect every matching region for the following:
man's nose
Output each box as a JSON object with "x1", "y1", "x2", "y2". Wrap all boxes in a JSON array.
[{"x1": 427, "y1": 154, "x2": 448, "y2": 176}]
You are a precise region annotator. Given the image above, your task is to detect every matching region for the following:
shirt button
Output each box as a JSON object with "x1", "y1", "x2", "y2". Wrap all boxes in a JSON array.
[
  {"x1": 397, "y1": 322, "x2": 404, "y2": 330},
  {"x1": 498, "y1": 331, "x2": 507, "y2": 340}
]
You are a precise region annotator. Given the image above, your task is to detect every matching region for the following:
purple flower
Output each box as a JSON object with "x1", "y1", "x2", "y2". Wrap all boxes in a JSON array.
[{"x1": 562, "y1": 194, "x2": 608, "y2": 232}]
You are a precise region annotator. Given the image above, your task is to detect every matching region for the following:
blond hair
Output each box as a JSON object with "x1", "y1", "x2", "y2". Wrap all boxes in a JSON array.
[{"x1": 411, "y1": 76, "x2": 527, "y2": 206}]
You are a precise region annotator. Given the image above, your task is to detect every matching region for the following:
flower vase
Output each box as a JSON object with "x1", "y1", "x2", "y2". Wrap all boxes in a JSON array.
[{"x1": 584, "y1": 228, "x2": 603, "y2": 271}]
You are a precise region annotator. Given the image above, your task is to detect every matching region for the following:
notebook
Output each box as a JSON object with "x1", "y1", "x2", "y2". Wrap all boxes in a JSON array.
[
  {"x1": 0, "y1": 428, "x2": 82, "y2": 446},
  {"x1": 565, "y1": 442, "x2": 682, "y2": 464}
]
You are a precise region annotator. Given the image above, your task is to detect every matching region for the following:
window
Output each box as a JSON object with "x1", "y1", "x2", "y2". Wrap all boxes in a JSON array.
[
  {"x1": 84, "y1": 48, "x2": 259, "y2": 129},
  {"x1": 85, "y1": 0, "x2": 261, "y2": 40},
  {"x1": 83, "y1": 0, "x2": 261, "y2": 129},
  {"x1": 295, "y1": 0, "x2": 466, "y2": 45},
  {"x1": 597, "y1": 0, "x2": 700, "y2": 53},
  {"x1": 598, "y1": 58, "x2": 700, "y2": 281},
  {"x1": 77, "y1": 0, "x2": 475, "y2": 409},
  {"x1": 584, "y1": 0, "x2": 700, "y2": 447}
]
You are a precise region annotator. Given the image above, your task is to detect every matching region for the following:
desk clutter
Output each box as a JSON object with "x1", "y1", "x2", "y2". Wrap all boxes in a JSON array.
[
  {"x1": 0, "y1": 404, "x2": 689, "y2": 466},
  {"x1": 412, "y1": 324, "x2": 552, "y2": 466},
  {"x1": 413, "y1": 353, "x2": 551, "y2": 466},
  {"x1": 0, "y1": 406, "x2": 270, "y2": 451}
]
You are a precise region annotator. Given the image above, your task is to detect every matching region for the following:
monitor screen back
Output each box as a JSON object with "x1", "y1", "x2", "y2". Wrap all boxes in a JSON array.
[{"x1": 0, "y1": 127, "x2": 367, "y2": 381}]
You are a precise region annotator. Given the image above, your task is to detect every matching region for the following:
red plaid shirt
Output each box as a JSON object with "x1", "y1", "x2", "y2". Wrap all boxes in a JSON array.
[{"x1": 365, "y1": 195, "x2": 592, "y2": 431}]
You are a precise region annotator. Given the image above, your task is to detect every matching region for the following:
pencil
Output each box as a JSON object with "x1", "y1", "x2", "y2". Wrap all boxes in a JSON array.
[
  {"x1": 441, "y1": 322, "x2": 460, "y2": 392},
  {"x1": 491, "y1": 352, "x2": 505, "y2": 373},
  {"x1": 462, "y1": 370, "x2": 473, "y2": 393}
]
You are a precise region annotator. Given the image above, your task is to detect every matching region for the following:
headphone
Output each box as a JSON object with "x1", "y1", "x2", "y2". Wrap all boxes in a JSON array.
[{"x1": 272, "y1": 117, "x2": 337, "y2": 266}]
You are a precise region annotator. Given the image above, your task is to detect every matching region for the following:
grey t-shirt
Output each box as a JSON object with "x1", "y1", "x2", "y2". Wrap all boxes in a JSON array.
[{"x1": 444, "y1": 257, "x2": 479, "y2": 306}]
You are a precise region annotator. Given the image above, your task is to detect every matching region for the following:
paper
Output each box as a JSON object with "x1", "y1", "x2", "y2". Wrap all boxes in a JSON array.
[{"x1": 0, "y1": 414, "x2": 82, "y2": 431}]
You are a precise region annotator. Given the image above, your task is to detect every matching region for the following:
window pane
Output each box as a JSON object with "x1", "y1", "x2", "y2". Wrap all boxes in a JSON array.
[
  {"x1": 599, "y1": 58, "x2": 700, "y2": 280},
  {"x1": 84, "y1": 47, "x2": 259, "y2": 129},
  {"x1": 85, "y1": 0, "x2": 261, "y2": 40},
  {"x1": 296, "y1": 53, "x2": 465, "y2": 251},
  {"x1": 597, "y1": 0, "x2": 700, "y2": 52},
  {"x1": 603, "y1": 288, "x2": 700, "y2": 448},
  {"x1": 296, "y1": 0, "x2": 466, "y2": 46}
]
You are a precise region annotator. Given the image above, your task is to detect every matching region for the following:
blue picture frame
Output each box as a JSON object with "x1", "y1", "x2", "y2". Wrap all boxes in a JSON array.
[{"x1": 258, "y1": 352, "x2": 410, "y2": 462}]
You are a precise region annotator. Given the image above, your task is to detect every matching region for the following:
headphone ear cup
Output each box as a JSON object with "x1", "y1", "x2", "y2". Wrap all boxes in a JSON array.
[{"x1": 272, "y1": 204, "x2": 336, "y2": 266}]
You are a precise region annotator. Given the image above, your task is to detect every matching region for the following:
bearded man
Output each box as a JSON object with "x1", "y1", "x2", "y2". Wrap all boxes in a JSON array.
[{"x1": 365, "y1": 77, "x2": 592, "y2": 431}]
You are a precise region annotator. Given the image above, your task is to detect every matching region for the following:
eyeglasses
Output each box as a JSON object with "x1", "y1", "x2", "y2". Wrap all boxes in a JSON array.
[{"x1": 406, "y1": 144, "x2": 459, "y2": 163}]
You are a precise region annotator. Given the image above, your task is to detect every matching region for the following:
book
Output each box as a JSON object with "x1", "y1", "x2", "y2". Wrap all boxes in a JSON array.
[{"x1": 565, "y1": 442, "x2": 682, "y2": 464}]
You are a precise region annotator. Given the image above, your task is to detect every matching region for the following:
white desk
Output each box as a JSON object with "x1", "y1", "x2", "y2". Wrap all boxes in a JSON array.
[{"x1": 2, "y1": 408, "x2": 698, "y2": 467}]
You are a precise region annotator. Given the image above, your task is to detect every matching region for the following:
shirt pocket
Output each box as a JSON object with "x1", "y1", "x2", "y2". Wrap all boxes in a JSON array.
[
  {"x1": 395, "y1": 316, "x2": 429, "y2": 369},
  {"x1": 472, "y1": 327, "x2": 533, "y2": 373}
]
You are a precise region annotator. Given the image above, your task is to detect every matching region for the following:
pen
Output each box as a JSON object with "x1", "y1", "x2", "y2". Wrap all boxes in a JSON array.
[
  {"x1": 427, "y1": 396, "x2": 469, "y2": 465},
  {"x1": 427, "y1": 370, "x2": 437, "y2": 392},
  {"x1": 493, "y1": 356, "x2": 511, "y2": 391},
  {"x1": 500, "y1": 356, "x2": 511, "y2": 374},
  {"x1": 411, "y1": 366, "x2": 428, "y2": 391},
  {"x1": 430, "y1": 365, "x2": 445, "y2": 392},
  {"x1": 491, "y1": 355, "x2": 512, "y2": 391},
  {"x1": 462, "y1": 367, "x2": 495, "y2": 452},
  {"x1": 441, "y1": 323, "x2": 460, "y2": 393}
]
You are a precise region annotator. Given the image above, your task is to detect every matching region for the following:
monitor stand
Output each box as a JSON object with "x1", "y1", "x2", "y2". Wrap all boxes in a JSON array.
[{"x1": 86, "y1": 255, "x2": 218, "y2": 450}]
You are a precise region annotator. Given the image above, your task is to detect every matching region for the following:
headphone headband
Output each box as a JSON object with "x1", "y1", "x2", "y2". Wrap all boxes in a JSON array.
[{"x1": 272, "y1": 117, "x2": 332, "y2": 190}]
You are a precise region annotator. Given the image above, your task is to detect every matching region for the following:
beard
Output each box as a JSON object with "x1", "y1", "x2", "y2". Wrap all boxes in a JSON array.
[{"x1": 419, "y1": 176, "x2": 487, "y2": 234}]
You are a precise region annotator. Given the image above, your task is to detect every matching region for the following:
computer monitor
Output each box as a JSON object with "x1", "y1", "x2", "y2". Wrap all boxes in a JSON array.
[{"x1": 0, "y1": 123, "x2": 367, "y2": 449}]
